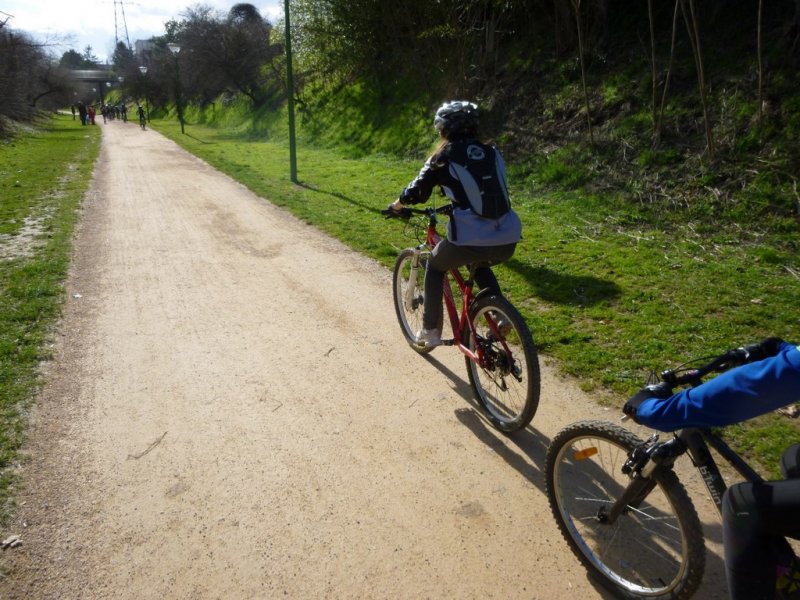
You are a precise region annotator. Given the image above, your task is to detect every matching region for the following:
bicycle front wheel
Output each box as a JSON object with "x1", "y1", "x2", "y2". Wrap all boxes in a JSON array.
[
  {"x1": 545, "y1": 420, "x2": 705, "y2": 600},
  {"x1": 392, "y1": 248, "x2": 432, "y2": 355},
  {"x1": 464, "y1": 295, "x2": 540, "y2": 432}
]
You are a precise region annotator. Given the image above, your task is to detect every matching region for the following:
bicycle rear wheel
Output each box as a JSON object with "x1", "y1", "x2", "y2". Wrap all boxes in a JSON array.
[
  {"x1": 545, "y1": 420, "x2": 705, "y2": 600},
  {"x1": 464, "y1": 295, "x2": 539, "y2": 432},
  {"x1": 392, "y1": 248, "x2": 433, "y2": 355}
]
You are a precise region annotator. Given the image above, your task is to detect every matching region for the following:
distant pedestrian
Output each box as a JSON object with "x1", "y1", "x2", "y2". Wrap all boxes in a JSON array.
[
  {"x1": 88, "y1": 104, "x2": 96, "y2": 125},
  {"x1": 71, "y1": 104, "x2": 76, "y2": 120},
  {"x1": 121, "y1": 104, "x2": 127, "y2": 122},
  {"x1": 77, "y1": 102, "x2": 87, "y2": 126}
]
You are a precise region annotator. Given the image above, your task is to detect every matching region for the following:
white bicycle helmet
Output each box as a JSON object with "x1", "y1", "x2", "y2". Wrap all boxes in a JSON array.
[{"x1": 433, "y1": 100, "x2": 479, "y2": 137}]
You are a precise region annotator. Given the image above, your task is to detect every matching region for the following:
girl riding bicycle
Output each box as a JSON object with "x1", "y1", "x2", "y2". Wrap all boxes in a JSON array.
[
  {"x1": 623, "y1": 338, "x2": 800, "y2": 600},
  {"x1": 387, "y1": 100, "x2": 522, "y2": 348}
]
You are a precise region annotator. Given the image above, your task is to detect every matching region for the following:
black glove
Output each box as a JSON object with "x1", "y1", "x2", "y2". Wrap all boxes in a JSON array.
[
  {"x1": 738, "y1": 337, "x2": 784, "y2": 362},
  {"x1": 381, "y1": 203, "x2": 411, "y2": 219},
  {"x1": 623, "y1": 382, "x2": 673, "y2": 423}
]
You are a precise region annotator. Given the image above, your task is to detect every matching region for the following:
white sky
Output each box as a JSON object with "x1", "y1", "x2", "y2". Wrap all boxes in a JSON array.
[{"x1": 1, "y1": 0, "x2": 283, "y2": 63}]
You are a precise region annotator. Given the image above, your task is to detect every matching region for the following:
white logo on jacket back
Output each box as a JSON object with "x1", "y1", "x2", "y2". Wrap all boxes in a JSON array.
[{"x1": 466, "y1": 144, "x2": 486, "y2": 161}]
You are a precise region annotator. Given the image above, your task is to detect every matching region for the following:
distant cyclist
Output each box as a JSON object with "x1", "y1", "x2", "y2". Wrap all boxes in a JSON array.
[
  {"x1": 137, "y1": 105, "x2": 146, "y2": 130},
  {"x1": 386, "y1": 100, "x2": 522, "y2": 347},
  {"x1": 623, "y1": 337, "x2": 800, "y2": 600}
]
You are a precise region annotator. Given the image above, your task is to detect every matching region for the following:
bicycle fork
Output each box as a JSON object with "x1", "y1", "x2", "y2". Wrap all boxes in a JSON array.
[
  {"x1": 403, "y1": 248, "x2": 425, "y2": 313},
  {"x1": 599, "y1": 435, "x2": 687, "y2": 524}
]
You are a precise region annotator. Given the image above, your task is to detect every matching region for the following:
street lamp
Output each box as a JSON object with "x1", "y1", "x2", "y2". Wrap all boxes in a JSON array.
[
  {"x1": 167, "y1": 43, "x2": 185, "y2": 134},
  {"x1": 284, "y1": 0, "x2": 297, "y2": 183},
  {"x1": 138, "y1": 66, "x2": 150, "y2": 123}
]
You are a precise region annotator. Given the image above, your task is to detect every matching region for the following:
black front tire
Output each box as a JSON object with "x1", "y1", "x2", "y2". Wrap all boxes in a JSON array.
[
  {"x1": 545, "y1": 420, "x2": 706, "y2": 599},
  {"x1": 392, "y1": 249, "x2": 433, "y2": 355}
]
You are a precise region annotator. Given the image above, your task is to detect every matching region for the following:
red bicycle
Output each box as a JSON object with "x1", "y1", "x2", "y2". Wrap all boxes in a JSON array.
[{"x1": 384, "y1": 203, "x2": 540, "y2": 432}]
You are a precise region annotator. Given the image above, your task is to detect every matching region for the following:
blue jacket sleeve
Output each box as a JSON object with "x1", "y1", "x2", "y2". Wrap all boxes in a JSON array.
[{"x1": 634, "y1": 342, "x2": 800, "y2": 431}]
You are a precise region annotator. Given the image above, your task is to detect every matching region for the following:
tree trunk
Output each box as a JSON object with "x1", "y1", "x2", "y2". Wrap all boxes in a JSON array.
[
  {"x1": 572, "y1": 0, "x2": 595, "y2": 146},
  {"x1": 648, "y1": 0, "x2": 657, "y2": 138},
  {"x1": 680, "y1": 0, "x2": 714, "y2": 159},
  {"x1": 654, "y1": 0, "x2": 680, "y2": 148},
  {"x1": 553, "y1": 0, "x2": 574, "y2": 54},
  {"x1": 757, "y1": 0, "x2": 763, "y2": 129}
]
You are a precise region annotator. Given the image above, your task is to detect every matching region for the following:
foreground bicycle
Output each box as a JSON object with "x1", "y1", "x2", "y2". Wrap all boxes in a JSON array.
[
  {"x1": 384, "y1": 203, "x2": 540, "y2": 432},
  {"x1": 545, "y1": 346, "x2": 800, "y2": 599}
]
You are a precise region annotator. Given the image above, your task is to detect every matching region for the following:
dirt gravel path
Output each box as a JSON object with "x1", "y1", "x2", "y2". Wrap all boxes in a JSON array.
[{"x1": 0, "y1": 120, "x2": 729, "y2": 599}]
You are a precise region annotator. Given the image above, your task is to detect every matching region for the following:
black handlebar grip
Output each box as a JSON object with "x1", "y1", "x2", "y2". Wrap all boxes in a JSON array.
[{"x1": 738, "y1": 337, "x2": 784, "y2": 363}]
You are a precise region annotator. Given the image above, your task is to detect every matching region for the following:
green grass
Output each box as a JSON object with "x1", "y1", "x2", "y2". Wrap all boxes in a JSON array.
[
  {"x1": 153, "y1": 116, "x2": 800, "y2": 477},
  {"x1": 0, "y1": 114, "x2": 100, "y2": 517}
]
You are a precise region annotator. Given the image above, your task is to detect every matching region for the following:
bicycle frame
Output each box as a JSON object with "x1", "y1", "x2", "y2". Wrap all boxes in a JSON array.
[
  {"x1": 682, "y1": 428, "x2": 764, "y2": 510},
  {"x1": 406, "y1": 207, "x2": 512, "y2": 367}
]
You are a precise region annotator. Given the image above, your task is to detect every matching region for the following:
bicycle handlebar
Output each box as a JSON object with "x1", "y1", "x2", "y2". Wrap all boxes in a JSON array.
[
  {"x1": 381, "y1": 204, "x2": 453, "y2": 220},
  {"x1": 660, "y1": 337, "x2": 783, "y2": 388}
]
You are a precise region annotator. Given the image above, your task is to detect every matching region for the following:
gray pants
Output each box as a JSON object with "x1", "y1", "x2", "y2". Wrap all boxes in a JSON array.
[{"x1": 423, "y1": 239, "x2": 516, "y2": 331}]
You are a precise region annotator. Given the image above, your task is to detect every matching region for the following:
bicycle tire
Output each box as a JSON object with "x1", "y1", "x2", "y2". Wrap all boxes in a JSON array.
[
  {"x1": 392, "y1": 248, "x2": 433, "y2": 355},
  {"x1": 464, "y1": 295, "x2": 540, "y2": 432},
  {"x1": 545, "y1": 420, "x2": 706, "y2": 600}
]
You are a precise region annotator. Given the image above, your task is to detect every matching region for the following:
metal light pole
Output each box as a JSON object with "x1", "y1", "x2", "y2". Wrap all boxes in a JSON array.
[
  {"x1": 284, "y1": 0, "x2": 297, "y2": 183},
  {"x1": 138, "y1": 66, "x2": 150, "y2": 123},
  {"x1": 167, "y1": 43, "x2": 185, "y2": 134}
]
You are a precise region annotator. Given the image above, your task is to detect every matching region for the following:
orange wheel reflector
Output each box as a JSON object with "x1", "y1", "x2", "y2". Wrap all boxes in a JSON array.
[{"x1": 574, "y1": 447, "x2": 598, "y2": 461}]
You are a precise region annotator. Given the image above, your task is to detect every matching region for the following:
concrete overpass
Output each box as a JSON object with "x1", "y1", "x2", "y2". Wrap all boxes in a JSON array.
[
  {"x1": 70, "y1": 67, "x2": 115, "y2": 83},
  {"x1": 70, "y1": 67, "x2": 118, "y2": 105}
]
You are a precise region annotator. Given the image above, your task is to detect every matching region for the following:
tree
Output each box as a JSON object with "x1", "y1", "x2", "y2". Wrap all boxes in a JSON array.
[
  {"x1": 220, "y1": 3, "x2": 281, "y2": 104},
  {"x1": 1, "y1": 27, "x2": 76, "y2": 127},
  {"x1": 59, "y1": 48, "x2": 102, "y2": 69},
  {"x1": 59, "y1": 49, "x2": 84, "y2": 69},
  {"x1": 161, "y1": 4, "x2": 282, "y2": 107},
  {"x1": 81, "y1": 45, "x2": 100, "y2": 66},
  {"x1": 112, "y1": 41, "x2": 136, "y2": 74}
]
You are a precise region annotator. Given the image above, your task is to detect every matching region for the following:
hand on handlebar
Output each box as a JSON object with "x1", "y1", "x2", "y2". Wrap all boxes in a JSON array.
[
  {"x1": 622, "y1": 382, "x2": 673, "y2": 424},
  {"x1": 382, "y1": 200, "x2": 412, "y2": 219}
]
